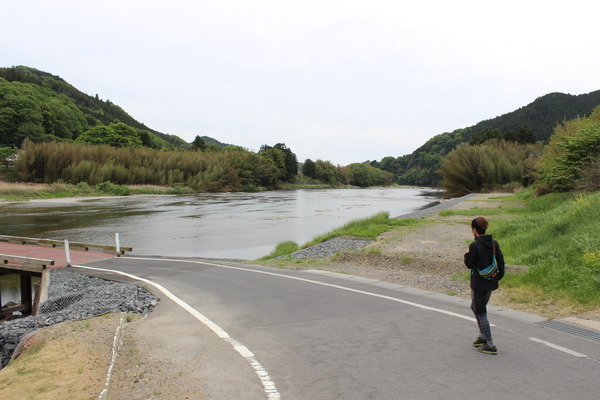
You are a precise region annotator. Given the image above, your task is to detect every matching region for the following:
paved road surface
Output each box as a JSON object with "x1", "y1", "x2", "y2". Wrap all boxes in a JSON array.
[{"x1": 74, "y1": 257, "x2": 600, "y2": 400}]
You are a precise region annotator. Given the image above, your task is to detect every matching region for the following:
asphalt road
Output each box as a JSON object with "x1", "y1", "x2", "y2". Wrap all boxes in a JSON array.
[{"x1": 75, "y1": 257, "x2": 600, "y2": 400}]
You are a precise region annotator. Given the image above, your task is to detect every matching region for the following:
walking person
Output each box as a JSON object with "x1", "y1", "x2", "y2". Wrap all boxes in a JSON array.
[{"x1": 464, "y1": 216, "x2": 505, "y2": 355}]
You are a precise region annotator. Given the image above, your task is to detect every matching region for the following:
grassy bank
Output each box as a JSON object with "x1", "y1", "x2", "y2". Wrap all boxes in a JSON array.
[
  {"x1": 0, "y1": 181, "x2": 194, "y2": 201},
  {"x1": 492, "y1": 191, "x2": 600, "y2": 306},
  {"x1": 437, "y1": 189, "x2": 599, "y2": 307},
  {"x1": 260, "y1": 212, "x2": 420, "y2": 260}
]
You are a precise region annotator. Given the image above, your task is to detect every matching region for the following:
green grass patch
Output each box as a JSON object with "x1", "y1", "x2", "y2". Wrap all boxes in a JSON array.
[
  {"x1": 0, "y1": 181, "x2": 197, "y2": 200},
  {"x1": 259, "y1": 241, "x2": 301, "y2": 260},
  {"x1": 437, "y1": 190, "x2": 574, "y2": 218},
  {"x1": 304, "y1": 212, "x2": 418, "y2": 247},
  {"x1": 259, "y1": 212, "x2": 420, "y2": 260},
  {"x1": 438, "y1": 206, "x2": 512, "y2": 217},
  {"x1": 493, "y1": 191, "x2": 600, "y2": 306}
]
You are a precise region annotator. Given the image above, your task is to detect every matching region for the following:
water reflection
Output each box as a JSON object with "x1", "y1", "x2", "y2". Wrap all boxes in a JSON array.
[{"x1": 0, "y1": 275, "x2": 41, "y2": 309}]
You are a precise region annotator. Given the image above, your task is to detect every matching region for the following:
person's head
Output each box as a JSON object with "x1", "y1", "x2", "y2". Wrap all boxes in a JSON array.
[{"x1": 471, "y1": 217, "x2": 489, "y2": 235}]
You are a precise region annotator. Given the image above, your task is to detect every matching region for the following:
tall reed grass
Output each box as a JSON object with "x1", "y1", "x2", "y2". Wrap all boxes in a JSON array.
[{"x1": 15, "y1": 141, "x2": 282, "y2": 192}]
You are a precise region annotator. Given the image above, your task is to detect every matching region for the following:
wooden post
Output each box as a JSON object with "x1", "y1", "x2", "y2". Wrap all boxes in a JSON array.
[
  {"x1": 32, "y1": 282, "x2": 41, "y2": 315},
  {"x1": 34, "y1": 269, "x2": 50, "y2": 315}
]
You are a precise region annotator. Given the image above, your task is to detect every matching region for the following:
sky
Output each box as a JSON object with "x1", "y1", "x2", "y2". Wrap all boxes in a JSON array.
[{"x1": 1, "y1": 1, "x2": 599, "y2": 165}]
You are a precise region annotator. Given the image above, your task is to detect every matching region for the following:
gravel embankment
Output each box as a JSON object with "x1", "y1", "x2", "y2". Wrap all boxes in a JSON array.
[
  {"x1": 283, "y1": 194, "x2": 475, "y2": 260},
  {"x1": 0, "y1": 269, "x2": 158, "y2": 368}
]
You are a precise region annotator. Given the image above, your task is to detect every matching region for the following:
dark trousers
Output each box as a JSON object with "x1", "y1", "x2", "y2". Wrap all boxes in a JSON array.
[
  {"x1": 471, "y1": 289, "x2": 492, "y2": 315},
  {"x1": 471, "y1": 289, "x2": 494, "y2": 344}
]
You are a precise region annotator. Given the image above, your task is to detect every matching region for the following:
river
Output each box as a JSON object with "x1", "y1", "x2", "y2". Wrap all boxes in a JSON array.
[{"x1": 1, "y1": 188, "x2": 438, "y2": 304}]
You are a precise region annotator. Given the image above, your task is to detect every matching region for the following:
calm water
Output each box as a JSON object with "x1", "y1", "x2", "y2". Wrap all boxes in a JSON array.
[
  {"x1": 1, "y1": 188, "x2": 438, "y2": 303},
  {"x1": 1, "y1": 188, "x2": 438, "y2": 260}
]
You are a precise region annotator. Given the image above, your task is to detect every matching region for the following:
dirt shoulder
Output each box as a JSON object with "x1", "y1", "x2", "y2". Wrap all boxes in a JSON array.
[{"x1": 0, "y1": 313, "x2": 122, "y2": 399}]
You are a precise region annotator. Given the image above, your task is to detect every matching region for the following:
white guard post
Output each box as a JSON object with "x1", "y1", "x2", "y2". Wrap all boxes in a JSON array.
[
  {"x1": 65, "y1": 239, "x2": 71, "y2": 266},
  {"x1": 115, "y1": 233, "x2": 121, "y2": 256}
]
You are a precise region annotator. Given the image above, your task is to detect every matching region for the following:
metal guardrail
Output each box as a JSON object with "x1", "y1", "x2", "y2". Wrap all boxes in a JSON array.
[{"x1": 0, "y1": 235, "x2": 132, "y2": 255}]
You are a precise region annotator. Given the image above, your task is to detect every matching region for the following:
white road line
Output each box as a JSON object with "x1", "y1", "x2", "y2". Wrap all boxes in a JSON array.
[
  {"x1": 124, "y1": 256, "x2": 478, "y2": 323},
  {"x1": 529, "y1": 337, "x2": 589, "y2": 358},
  {"x1": 72, "y1": 264, "x2": 280, "y2": 400}
]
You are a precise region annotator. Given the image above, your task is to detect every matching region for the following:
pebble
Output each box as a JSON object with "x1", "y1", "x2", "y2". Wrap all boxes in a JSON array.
[{"x1": 0, "y1": 269, "x2": 159, "y2": 368}]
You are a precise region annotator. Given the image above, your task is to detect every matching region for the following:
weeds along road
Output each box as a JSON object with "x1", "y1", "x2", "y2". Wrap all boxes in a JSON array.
[{"x1": 75, "y1": 257, "x2": 600, "y2": 400}]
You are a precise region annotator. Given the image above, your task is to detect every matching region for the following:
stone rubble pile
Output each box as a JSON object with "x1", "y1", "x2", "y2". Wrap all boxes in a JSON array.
[{"x1": 0, "y1": 269, "x2": 158, "y2": 368}]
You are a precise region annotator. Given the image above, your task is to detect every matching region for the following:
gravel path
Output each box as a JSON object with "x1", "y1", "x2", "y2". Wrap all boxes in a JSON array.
[{"x1": 0, "y1": 268, "x2": 158, "y2": 368}]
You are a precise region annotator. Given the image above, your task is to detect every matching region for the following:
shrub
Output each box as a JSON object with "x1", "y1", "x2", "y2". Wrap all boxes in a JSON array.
[
  {"x1": 535, "y1": 106, "x2": 600, "y2": 194},
  {"x1": 439, "y1": 140, "x2": 543, "y2": 197}
]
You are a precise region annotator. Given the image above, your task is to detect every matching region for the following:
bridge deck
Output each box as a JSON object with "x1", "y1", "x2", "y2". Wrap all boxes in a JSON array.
[{"x1": 0, "y1": 242, "x2": 117, "y2": 269}]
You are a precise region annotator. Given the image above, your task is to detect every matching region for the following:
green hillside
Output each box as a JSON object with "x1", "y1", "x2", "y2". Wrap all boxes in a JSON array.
[
  {"x1": 0, "y1": 66, "x2": 188, "y2": 148},
  {"x1": 374, "y1": 90, "x2": 600, "y2": 186}
]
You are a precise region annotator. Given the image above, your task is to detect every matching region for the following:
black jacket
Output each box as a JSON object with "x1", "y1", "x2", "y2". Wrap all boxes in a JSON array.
[{"x1": 464, "y1": 235, "x2": 505, "y2": 291}]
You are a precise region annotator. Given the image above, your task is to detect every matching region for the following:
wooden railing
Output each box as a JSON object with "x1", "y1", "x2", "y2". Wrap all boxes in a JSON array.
[
  {"x1": 0, "y1": 254, "x2": 53, "y2": 316},
  {"x1": 0, "y1": 235, "x2": 132, "y2": 255}
]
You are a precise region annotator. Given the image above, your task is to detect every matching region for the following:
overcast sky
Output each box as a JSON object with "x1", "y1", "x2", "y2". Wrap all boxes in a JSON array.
[{"x1": 2, "y1": 1, "x2": 599, "y2": 165}]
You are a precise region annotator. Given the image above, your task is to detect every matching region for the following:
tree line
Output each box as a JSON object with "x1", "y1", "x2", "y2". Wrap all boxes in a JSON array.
[
  {"x1": 14, "y1": 140, "x2": 292, "y2": 192},
  {"x1": 371, "y1": 90, "x2": 600, "y2": 187},
  {"x1": 301, "y1": 159, "x2": 393, "y2": 187},
  {"x1": 4, "y1": 66, "x2": 600, "y2": 195},
  {"x1": 437, "y1": 106, "x2": 600, "y2": 197}
]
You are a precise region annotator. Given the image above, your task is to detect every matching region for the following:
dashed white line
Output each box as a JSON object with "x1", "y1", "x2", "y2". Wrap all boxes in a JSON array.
[
  {"x1": 529, "y1": 337, "x2": 589, "y2": 358},
  {"x1": 72, "y1": 264, "x2": 280, "y2": 400}
]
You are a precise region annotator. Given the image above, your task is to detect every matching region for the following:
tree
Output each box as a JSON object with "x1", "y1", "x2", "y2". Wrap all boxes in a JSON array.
[
  {"x1": 302, "y1": 159, "x2": 316, "y2": 178},
  {"x1": 314, "y1": 160, "x2": 345, "y2": 185},
  {"x1": 439, "y1": 140, "x2": 543, "y2": 197},
  {"x1": 75, "y1": 123, "x2": 143, "y2": 147},
  {"x1": 274, "y1": 143, "x2": 298, "y2": 182},
  {"x1": 536, "y1": 107, "x2": 600, "y2": 193},
  {"x1": 259, "y1": 143, "x2": 298, "y2": 182},
  {"x1": 192, "y1": 135, "x2": 207, "y2": 151},
  {"x1": 0, "y1": 146, "x2": 17, "y2": 170},
  {"x1": 347, "y1": 163, "x2": 393, "y2": 187}
]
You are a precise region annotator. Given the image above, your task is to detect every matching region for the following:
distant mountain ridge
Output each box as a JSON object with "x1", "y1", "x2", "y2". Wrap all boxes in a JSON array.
[
  {"x1": 4, "y1": 66, "x2": 600, "y2": 188},
  {"x1": 0, "y1": 66, "x2": 188, "y2": 147},
  {"x1": 379, "y1": 89, "x2": 600, "y2": 186}
]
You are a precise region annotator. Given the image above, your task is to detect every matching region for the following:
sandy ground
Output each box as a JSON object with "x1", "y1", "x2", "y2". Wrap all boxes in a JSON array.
[{"x1": 0, "y1": 313, "x2": 122, "y2": 399}]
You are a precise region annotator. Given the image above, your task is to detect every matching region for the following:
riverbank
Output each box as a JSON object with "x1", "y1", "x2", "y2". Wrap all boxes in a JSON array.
[
  {"x1": 0, "y1": 177, "x2": 427, "y2": 204},
  {"x1": 260, "y1": 192, "x2": 600, "y2": 324}
]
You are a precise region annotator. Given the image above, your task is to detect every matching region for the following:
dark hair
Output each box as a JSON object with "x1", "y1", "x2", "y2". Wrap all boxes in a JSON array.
[{"x1": 471, "y1": 217, "x2": 489, "y2": 234}]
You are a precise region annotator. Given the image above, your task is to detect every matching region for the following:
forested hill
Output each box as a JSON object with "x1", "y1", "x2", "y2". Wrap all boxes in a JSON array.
[
  {"x1": 0, "y1": 66, "x2": 188, "y2": 148},
  {"x1": 374, "y1": 89, "x2": 600, "y2": 186}
]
